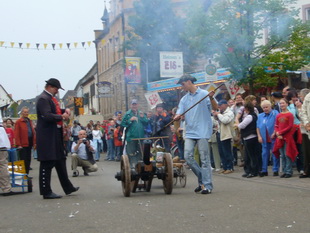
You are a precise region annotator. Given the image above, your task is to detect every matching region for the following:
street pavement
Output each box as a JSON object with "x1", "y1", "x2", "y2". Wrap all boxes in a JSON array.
[{"x1": 1, "y1": 154, "x2": 310, "y2": 233}]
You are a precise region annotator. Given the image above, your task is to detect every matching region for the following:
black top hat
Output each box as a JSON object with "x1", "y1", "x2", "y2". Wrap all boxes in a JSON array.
[
  {"x1": 177, "y1": 74, "x2": 197, "y2": 84},
  {"x1": 45, "y1": 78, "x2": 64, "y2": 90}
]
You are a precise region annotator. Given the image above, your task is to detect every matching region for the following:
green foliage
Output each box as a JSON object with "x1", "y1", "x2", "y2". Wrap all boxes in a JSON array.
[{"x1": 184, "y1": 0, "x2": 305, "y2": 91}]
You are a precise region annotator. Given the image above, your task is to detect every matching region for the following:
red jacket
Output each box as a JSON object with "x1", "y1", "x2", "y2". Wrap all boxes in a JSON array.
[
  {"x1": 272, "y1": 112, "x2": 301, "y2": 162},
  {"x1": 14, "y1": 117, "x2": 36, "y2": 148}
]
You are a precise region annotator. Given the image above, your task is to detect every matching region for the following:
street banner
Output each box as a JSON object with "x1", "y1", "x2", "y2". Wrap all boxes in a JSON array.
[
  {"x1": 145, "y1": 91, "x2": 163, "y2": 109},
  {"x1": 74, "y1": 97, "x2": 84, "y2": 116},
  {"x1": 224, "y1": 80, "x2": 245, "y2": 99},
  {"x1": 160, "y1": 51, "x2": 183, "y2": 78},
  {"x1": 97, "y1": 81, "x2": 114, "y2": 98},
  {"x1": 124, "y1": 57, "x2": 141, "y2": 84}
]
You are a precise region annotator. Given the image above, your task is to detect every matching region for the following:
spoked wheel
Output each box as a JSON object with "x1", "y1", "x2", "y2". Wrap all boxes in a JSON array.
[
  {"x1": 121, "y1": 155, "x2": 131, "y2": 197},
  {"x1": 179, "y1": 165, "x2": 187, "y2": 188},
  {"x1": 162, "y1": 153, "x2": 173, "y2": 194}
]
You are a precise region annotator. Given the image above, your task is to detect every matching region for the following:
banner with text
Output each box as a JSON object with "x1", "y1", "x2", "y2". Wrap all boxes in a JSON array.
[
  {"x1": 74, "y1": 97, "x2": 84, "y2": 116},
  {"x1": 160, "y1": 51, "x2": 183, "y2": 78}
]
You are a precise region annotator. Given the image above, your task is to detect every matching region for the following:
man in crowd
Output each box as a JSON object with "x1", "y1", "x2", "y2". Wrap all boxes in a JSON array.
[
  {"x1": 14, "y1": 107, "x2": 36, "y2": 174},
  {"x1": 36, "y1": 78, "x2": 79, "y2": 199},
  {"x1": 153, "y1": 103, "x2": 172, "y2": 152},
  {"x1": 213, "y1": 99, "x2": 235, "y2": 174},
  {"x1": 121, "y1": 99, "x2": 148, "y2": 168},
  {"x1": 0, "y1": 112, "x2": 22, "y2": 196},
  {"x1": 174, "y1": 74, "x2": 217, "y2": 195},
  {"x1": 71, "y1": 130, "x2": 98, "y2": 177},
  {"x1": 71, "y1": 120, "x2": 81, "y2": 142}
]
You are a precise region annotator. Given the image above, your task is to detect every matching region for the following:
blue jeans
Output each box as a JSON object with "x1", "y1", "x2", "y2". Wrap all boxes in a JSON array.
[
  {"x1": 115, "y1": 146, "x2": 122, "y2": 160},
  {"x1": 184, "y1": 138, "x2": 213, "y2": 190},
  {"x1": 176, "y1": 138, "x2": 184, "y2": 160},
  {"x1": 262, "y1": 141, "x2": 279, "y2": 172},
  {"x1": 107, "y1": 139, "x2": 115, "y2": 160},
  {"x1": 279, "y1": 144, "x2": 293, "y2": 175},
  {"x1": 93, "y1": 139, "x2": 103, "y2": 161}
]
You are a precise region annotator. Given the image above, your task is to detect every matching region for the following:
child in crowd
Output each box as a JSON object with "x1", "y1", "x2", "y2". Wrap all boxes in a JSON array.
[{"x1": 114, "y1": 124, "x2": 123, "y2": 161}]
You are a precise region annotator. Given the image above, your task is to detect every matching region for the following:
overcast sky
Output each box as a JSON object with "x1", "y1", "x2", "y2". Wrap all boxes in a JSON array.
[{"x1": 0, "y1": 0, "x2": 109, "y2": 100}]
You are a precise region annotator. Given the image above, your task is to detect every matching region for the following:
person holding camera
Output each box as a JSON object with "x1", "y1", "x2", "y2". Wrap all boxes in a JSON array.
[{"x1": 71, "y1": 130, "x2": 98, "y2": 177}]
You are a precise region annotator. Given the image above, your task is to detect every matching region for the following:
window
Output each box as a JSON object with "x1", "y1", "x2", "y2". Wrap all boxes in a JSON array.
[{"x1": 302, "y1": 4, "x2": 310, "y2": 22}]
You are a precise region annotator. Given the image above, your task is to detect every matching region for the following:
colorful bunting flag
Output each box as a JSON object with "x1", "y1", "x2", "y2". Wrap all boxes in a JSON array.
[
  {"x1": 19, "y1": 43, "x2": 23, "y2": 48},
  {"x1": 26, "y1": 43, "x2": 31, "y2": 49}
]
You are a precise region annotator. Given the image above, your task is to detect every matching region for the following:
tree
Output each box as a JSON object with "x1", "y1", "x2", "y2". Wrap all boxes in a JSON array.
[
  {"x1": 123, "y1": 0, "x2": 196, "y2": 85},
  {"x1": 184, "y1": 0, "x2": 303, "y2": 92}
]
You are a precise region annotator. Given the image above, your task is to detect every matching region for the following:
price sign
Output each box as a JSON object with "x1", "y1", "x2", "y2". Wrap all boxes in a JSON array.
[
  {"x1": 160, "y1": 51, "x2": 183, "y2": 78},
  {"x1": 145, "y1": 91, "x2": 163, "y2": 109},
  {"x1": 224, "y1": 80, "x2": 245, "y2": 99}
]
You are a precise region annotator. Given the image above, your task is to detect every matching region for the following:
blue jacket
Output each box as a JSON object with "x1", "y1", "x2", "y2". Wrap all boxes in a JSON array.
[{"x1": 257, "y1": 109, "x2": 279, "y2": 143}]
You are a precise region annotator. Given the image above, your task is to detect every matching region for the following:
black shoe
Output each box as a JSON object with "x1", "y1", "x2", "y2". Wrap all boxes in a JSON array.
[
  {"x1": 242, "y1": 173, "x2": 249, "y2": 178},
  {"x1": 29, "y1": 167, "x2": 33, "y2": 170},
  {"x1": 43, "y1": 192, "x2": 63, "y2": 199},
  {"x1": 72, "y1": 171, "x2": 79, "y2": 177},
  {"x1": 280, "y1": 174, "x2": 286, "y2": 178},
  {"x1": 299, "y1": 174, "x2": 309, "y2": 178},
  {"x1": 194, "y1": 186, "x2": 202, "y2": 193},
  {"x1": 82, "y1": 167, "x2": 89, "y2": 176},
  {"x1": 66, "y1": 187, "x2": 80, "y2": 195},
  {"x1": 201, "y1": 189, "x2": 212, "y2": 194},
  {"x1": 284, "y1": 174, "x2": 292, "y2": 178},
  {"x1": 273, "y1": 172, "x2": 279, "y2": 176},
  {"x1": 259, "y1": 172, "x2": 264, "y2": 177},
  {"x1": 262, "y1": 172, "x2": 268, "y2": 176},
  {"x1": 247, "y1": 174, "x2": 257, "y2": 178},
  {"x1": 2, "y1": 191, "x2": 24, "y2": 196}
]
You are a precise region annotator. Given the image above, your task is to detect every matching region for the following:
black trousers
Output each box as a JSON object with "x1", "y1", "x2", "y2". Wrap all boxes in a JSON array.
[
  {"x1": 19, "y1": 146, "x2": 32, "y2": 174},
  {"x1": 39, "y1": 158, "x2": 75, "y2": 195}
]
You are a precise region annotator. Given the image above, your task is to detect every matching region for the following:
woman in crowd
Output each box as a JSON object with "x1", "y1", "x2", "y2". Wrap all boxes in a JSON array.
[
  {"x1": 256, "y1": 100, "x2": 279, "y2": 176},
  {"x1": 273, "y1": 98, "x2": 300, "y2": 178},
  {"x1": 92, "y1": 124, "x2": 103, "y2": 161},
  {"x1": 237, "y1": 102, "x2": 261, "y2": 178},
  {"x1": 286, "y1": 90, "x2": 304, "y2": 175},
  {"x1": 297, "y1": 88, "x2": 310, "y2": 178}
]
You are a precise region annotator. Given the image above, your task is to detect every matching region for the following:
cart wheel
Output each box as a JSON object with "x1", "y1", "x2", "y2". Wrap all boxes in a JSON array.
[
  {"x1": 27, "y1": 178, "x2": 33, "y2": 193},
  {"x1": 121, "y1": 155, "x2": 131, "y2": 197},
  {"x1": 179, "y1": 165, "x2": 187, "y2": 188},
  {"x1": 162, "y1": 153, "x2": 173, "y2": 194},
  {"x1": 145, "y1": 176, "x2": 153, "y2": 192}
]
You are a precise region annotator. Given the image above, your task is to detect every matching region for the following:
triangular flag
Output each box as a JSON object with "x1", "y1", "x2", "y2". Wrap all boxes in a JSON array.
[
  {"x1": 19, "y1": 43, "x2": 23, "y2": 48},
  {"x1": 101, "y1": 39, "x2": 105, "y2": 45},
  {"x1": 26, "y1": 43, "x2": 31, "y2": 49},
  {"x1": 44, "y1": 43, "x2": 48, "y2": 49},
  {"x1": 59, "y1": 43, "x2": 63, "y2": 49},
  {"x1": 10, "y1": 42, "x2": 15, "y2": 48},
  {"x1": 0, "y1": 41, "x2": 4, "y2": 47},
  {"x1": 67, "y1": 43, "x2": 70, "y2": 49},
  {"x1": 36, "y1": 43, "x2": 40, "y2": 50},
  {"x1": 74, "y1": 42, "x2": 78, "y2": 48},
  {"x1": 87, "y1": 41, "x2": 91, "y2": 47},
  {"x1": 52, "y1": 44, "x2": 56, "y2": 50},
  {"x1": 81, "y1": 42, "x2": 85, "y2": 47}
]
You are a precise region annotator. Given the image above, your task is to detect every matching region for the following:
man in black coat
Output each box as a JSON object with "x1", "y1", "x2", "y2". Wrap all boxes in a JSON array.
[{"x1": 36, "y1": 78, "x2": 79, "y2": 199}]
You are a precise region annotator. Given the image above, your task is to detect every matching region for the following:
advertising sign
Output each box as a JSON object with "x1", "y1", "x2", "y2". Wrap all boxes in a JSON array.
[
  {"x1": 144, "y1": 91, "x2": 163, "y2": 109},
  {"x1": 124, "y1": 57, "x2": 141, "y2": 84},
  {"x1": 205, "y1": 64, "x2": 218, "y2": 82},
  {"x1": 160, "y1": 52, "x2": 183, "y2": 78},
  {"x1": 224, "y1": 80, "x2": 245, "y2": 99}
]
